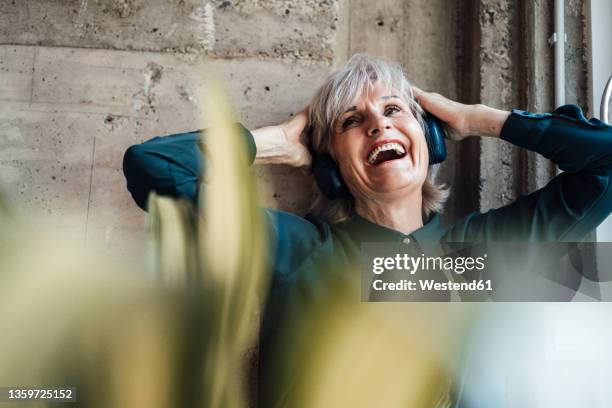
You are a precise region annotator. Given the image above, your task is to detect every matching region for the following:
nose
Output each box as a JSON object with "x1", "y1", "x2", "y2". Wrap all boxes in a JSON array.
[{"x1": 367, "y1": 115, "x2": 392, "y2": 137}]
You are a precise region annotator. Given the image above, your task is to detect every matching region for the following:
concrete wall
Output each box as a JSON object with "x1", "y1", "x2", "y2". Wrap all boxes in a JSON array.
[
  {"x1": 477, "y1": 0, "x2": 589, "y2": 212},
  {"x1": 0, "y1": 0, "x2": 340, "y2": 266},
  {"x1": 0, "y1": 0, "x2": 592, "y2": 264}
]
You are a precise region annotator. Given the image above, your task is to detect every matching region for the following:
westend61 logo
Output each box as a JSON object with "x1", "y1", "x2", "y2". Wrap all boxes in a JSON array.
[{"x1": 372, "y1": 253, "x2": 488, "y2": 275}]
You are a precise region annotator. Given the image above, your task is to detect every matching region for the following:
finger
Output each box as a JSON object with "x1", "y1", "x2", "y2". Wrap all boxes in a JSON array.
[
  {"x1": 299, "y1": 151, "x2": 313, "y2": 169},
  {"x1": 411, "y1": 86, "x2": 424, "y2": 96},
  {"x1": 413, "y1": 88, "x2": 452, "y2": 118},
  {"x1": 291, "y1": 109, "x2": 309, "y2": 128},
  {"x1": 411, "y1": 86, "x2": 425, "y2": 104},
  {"x1": 413, "y1": 89, "x2": 438, "y2": 115}
]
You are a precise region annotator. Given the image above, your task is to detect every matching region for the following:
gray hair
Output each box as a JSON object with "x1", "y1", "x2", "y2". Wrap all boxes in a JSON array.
[{"x1": 308, "y1": 53, "x2": 448, "y2": 224}]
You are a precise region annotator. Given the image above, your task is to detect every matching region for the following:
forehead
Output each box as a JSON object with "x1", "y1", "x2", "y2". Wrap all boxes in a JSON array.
[
  {"x1": 341, "y1": 83, "x2": 404, "y2": 113},
  {"x1": 364, "y1": 81, "x2": 399, "y2": 97}
]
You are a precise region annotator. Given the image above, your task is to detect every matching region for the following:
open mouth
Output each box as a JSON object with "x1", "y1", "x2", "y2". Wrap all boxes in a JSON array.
[{"x1": 366, "y1": 140, "x2": 408, "y2": 166}]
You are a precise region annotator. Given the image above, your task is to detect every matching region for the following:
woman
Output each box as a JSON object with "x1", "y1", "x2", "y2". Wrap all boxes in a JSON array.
[{"x1": 123, "y1": 54, "x2": 612, "y2": 404}]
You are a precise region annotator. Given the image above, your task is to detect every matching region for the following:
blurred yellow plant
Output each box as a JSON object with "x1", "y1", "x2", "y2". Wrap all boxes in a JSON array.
[{"x1": 0, "y1": 61, "x2": 474, "y2": 408}]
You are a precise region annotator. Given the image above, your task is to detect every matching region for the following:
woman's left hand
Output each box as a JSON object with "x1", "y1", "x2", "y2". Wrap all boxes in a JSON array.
[{"x1": 412, "y1": 87, "x2": 510, "y2": 140}]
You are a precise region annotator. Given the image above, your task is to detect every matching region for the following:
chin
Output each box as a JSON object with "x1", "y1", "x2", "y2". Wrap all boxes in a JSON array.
[{"x1": 367, "y1": 173, "x2": 426, "y2": 195}]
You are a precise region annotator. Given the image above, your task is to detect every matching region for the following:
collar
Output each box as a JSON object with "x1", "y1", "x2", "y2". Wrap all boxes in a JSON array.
[{"x1": 339, "y1": 212, "x2": 446, "y2": 244}]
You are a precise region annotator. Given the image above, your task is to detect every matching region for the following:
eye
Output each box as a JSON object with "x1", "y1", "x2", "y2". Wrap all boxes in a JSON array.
[
  {"x1": 384, "y1": 105, "x2": 402, "y2": 116},
  {"x1": 341, "y1": 116, "x2": 360, "y2": 130}
]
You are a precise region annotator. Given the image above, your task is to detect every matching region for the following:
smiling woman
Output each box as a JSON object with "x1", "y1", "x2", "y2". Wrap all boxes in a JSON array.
[
  {"x1": 308, "y1": 55, "x2": 444, "y2": 228},
  {"x1": 122, "y1": 53, "x2": 612, "y2": 406}
]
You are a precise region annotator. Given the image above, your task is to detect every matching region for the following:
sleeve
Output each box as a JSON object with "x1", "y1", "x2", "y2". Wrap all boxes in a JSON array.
[
  {"x1": 447, "y1": 104, "x2": 612, "y2": 242},
  {"x1": 122, "y1": 123, "x2": 327, "y2": 275},
  {"x1": 122, "y1": 124, "x2": 256, "y2": 211}
]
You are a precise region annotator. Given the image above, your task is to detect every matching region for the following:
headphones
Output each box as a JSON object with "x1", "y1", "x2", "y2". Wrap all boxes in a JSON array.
[{"x1": 312, "y1": 111, "x2": 447, "y2": 200}]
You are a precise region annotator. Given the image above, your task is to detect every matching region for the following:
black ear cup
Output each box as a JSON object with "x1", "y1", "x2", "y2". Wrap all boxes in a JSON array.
[
  {"x1": 312, "y1": 155, "x2": 350, "y2": 200},
  {"x1": 312, "y1": 111, "x2": 447, "y2": 200},
  {"x1": 424, "y1": 113, "x2": 447, "y2": 165}
]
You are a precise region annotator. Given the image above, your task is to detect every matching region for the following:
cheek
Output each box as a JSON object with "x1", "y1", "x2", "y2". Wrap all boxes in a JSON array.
[
  {"x1": 335, "y1": 149, "x2": 360, "y2": 183},
  {"x1": 407, "y1": 119, "x2": 425, "y2": 140},
  {"x1": 331, "y1": 140, "x2": 366, "y2": 191},
  {"x1": 405, "y1": 121, "x2": 428, "y2": 155},
  {"x1": 330, "y1": 136, "x2": 350, "y2": 177},
  {"x1": 332, "y1": 133, "x2": 362, "y2": 165},
  {"x1": 330, "y1": 136, "x2": 341, "y2": 160}
]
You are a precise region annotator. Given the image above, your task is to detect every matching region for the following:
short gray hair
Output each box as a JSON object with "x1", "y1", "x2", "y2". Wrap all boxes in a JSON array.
[{"x1": 308, "y1": 54, "x2": 448, "y2": 224}]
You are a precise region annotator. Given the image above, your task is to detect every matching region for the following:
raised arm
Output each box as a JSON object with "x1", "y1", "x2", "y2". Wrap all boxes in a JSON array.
[
  {"x1": 414, "y1": 88, "x2": 612, "y2": 241},
  {"x1": 122, "y1": 111, "x2": 311, "y2": 211}
]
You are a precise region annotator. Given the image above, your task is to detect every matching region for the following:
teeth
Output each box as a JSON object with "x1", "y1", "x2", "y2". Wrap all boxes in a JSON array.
[{"x1": 367, "y1": 142, "x2": 406, "y2": 164}]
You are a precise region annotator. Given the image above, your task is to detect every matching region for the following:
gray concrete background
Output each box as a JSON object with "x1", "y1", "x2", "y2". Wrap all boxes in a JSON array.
[{"x1": 0, "y1": 0, "x2": 591, "y2": 264}]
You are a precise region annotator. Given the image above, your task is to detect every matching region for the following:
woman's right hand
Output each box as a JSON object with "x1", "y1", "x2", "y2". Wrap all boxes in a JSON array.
[
  {"x1": 252, "y1": 108, "x2": 312, "y2": 167},
  {"x1": 280, "y1": 108, "x2": 312, "y2": 167}
]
